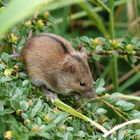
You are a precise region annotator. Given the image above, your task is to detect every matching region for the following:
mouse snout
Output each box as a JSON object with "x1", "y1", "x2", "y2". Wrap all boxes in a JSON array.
[{"x1": 85, "y1": 88, "x2": 95, "y2": 98}]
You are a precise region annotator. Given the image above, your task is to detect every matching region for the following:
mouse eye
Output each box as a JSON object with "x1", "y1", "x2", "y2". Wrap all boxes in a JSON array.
[{"x1": 80, "y1": 81, "x2": 86, "y2": 87}]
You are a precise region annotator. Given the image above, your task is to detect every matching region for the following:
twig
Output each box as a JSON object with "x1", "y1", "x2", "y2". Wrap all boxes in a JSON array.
[
  {"x1": 133, "y1": 90, "x2": 140, "y2": 96},
  {"x1": 0, "y1": 46, "x2": 3, "y2": 52},
  {"x1": 103, "y1": 119, "x2": 140, "y2": 138},
  {"x1": 91, "y1": 50, "x2": 140, "y2": 58},
  {"x1": 95, "y1": 96, "x2": 128, "y2": 121},
  {"x1": 130, "y1": 16, "x2": 140, "y2": 28},
  {"x1": 106, "y1": 64, "x2": 140, "y2": 90}
]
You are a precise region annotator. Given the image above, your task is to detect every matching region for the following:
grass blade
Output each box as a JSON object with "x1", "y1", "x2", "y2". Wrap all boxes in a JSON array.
[
  {"x1": 54, "y1": 99, "x2": 108, "y2": 133},
  {"x1": 108, "y1": 0, "x2": 118, "y2": 91},
  {"x1": 79, "y1": 1, "x2": 109, "y2": 37},
  {"x1": 0, "y1": 0, "x2": 52, "y2": 38},
  {"x1": 119, "y1": 72, "x2": 140, "y2": 92}
]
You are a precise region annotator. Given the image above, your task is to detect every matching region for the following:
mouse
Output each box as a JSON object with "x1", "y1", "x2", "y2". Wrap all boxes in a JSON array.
[{"x1": 21, "y1": 33, "x2": 94, "y2": 100}]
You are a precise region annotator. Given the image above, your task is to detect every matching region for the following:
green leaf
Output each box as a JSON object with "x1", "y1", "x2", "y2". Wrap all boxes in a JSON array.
[
  {"x1": 96, "y1": 108, "x2": 107, "y2": 115},
  {"x1": 115, "y1": 100, "x2": 135, "y2": 111},
  {"x1": 38, "y1": 132, "x2": 51, "y2": 139},
  {"x1": 77, "y1": 130, "x2": 85, "y2": 137},
  {"x1": 10, "y1": 87, "x2": 23, "y2": 100},
  {"x1": 66, "y1": 127, "x2": 74, "y2": 132},
  {"x1": 115, "y1": 100, "x2": 127, "y2": 107},
  {"x1": 30, "y1": 99, "x2": 43, "y2": 119},
  {"x1": 20, "y1": 101, "x2": 29, "y2": 111},
  {"x1": 103, "y1": 122, "x2": 112, "y2": 130},
  {"x1": 95, "y1": 78, "x2": 105, "y2": 88},
  {"x1": 135, "y1": 129, "x2": 140, "y2": 135},
  {"x1": 73, "y1": 119, "x2": 80, "y2": 133},
  {"x1": 19, "y1": 72, "x2": 28, "y2": 78},
  {"x1": 92, "y1": 54, "x2": 101, "y2": 61},
  {"x1": 10, "y1": 99, "x2": 20, "y2": 110},
  {"x1": 129, "y1": 110, "x2": 140, "y2": 119},
  {"x1": 0, "y1": 103, "x2": 4, "y2": 115},
  {"x1": 1, "y1": 53, "x2": 10, "y2": 63},
  {"x1": 0, "y1": 119, "x2": 6, "y2": 135},
  {"x1": 123, "y1": 135, "x2": 131, "y2": 140},
  {"x1": 135, "y1": 41, "x2": 140, "y2": 50},
  {"x1": 98, "y1": 37, "x2": 111, "y2": 49},
  {"x1": 0, "y1": 76, "x2": 12, "y2": 83},
  {"x1": 116, "y1": 129, "x2": 124, "y2": 140},
  {"x1": 109, "y1": 92, "x2": 122, "y2": 103},
  {"x1": 35, "y1": 117, "x2": 42, "y2": 125},
  {"x1": 21, "y1": 113, "x2": 28, "y2": 120},
  {"x1": 16, "y1": 134, "x2": 29, "y2": 140},
  {"x1": 80, "y1": 36, "x2": 92, "y2": 46},
  {"x1": 0, "y1": 64, "x2": 5, "y2": 70},
  {"x1": 4, "y1": 108, "x2": 14, "y2": 114},
  {"x1": 95, "y1": 78, "x2": 106, "y2": 94},
  {"x1": 42, "y1": 123, "x2": 56, "y2": 132},
  {"x1": 95, "y1": 45, "x2": 104, "y2": 51},
  {"x1": 53, "y1": 112, "x2": 68, "y2": 124},
  {"x1": 64, "y1": 132, "x2": 73, "y2": 140},
  {"x1": 111, "y1": 92, "x2": 123, "y2": 97},
  {"x1": 95, "y1": 87, "x2": 106, "y2": 95},
  {"x1": 22, "y1": 80, "x2": 30, "y2": 86}
]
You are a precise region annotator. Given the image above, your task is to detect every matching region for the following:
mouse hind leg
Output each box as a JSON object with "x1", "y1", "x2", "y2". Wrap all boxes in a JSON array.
[{"x1": 31, "y1": 77, "x2": 58, "y2": 101}]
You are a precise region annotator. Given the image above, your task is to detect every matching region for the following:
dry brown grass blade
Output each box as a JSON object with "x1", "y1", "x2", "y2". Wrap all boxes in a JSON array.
[{"x1": 106, "y1": 64, "x2": 140, "y2": 91}]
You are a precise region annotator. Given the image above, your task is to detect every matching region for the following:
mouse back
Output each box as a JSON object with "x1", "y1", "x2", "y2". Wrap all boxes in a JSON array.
[{"x1": 22, "y1": 33, "x2": 94, "y2": 98}]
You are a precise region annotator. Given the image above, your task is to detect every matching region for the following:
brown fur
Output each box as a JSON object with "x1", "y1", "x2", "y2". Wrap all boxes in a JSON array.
[{"x1": 22, "y1": 33, "x2": 94, "y2": 98}]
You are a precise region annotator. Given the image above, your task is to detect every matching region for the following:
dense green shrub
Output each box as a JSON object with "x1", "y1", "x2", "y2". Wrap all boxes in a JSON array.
[{"x1": 0, "y1": 0, "x2": 140, "y2": 139}]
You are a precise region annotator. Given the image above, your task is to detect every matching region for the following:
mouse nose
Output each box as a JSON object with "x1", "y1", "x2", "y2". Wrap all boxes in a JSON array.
[{"x1": 85, "y1": 88, "x2": 95, "y2": 98}]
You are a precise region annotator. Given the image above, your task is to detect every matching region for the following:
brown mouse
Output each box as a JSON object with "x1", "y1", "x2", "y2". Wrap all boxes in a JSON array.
[{"x1": 21, "y1": 33, "x2": 94, "y2": 100}]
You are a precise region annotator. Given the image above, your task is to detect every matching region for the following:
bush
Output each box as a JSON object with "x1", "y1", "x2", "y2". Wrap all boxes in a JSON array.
[{"x1": 0, "y1": 0, "x2": 140, "y2": 140}]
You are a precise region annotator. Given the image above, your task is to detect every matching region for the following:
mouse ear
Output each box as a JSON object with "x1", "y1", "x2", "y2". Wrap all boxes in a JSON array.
[
  {"x1": 63, "y1": 61, "x2": 75, "y2": 73},
  {"x1": 80, "y1": 47, "x2": 88, "y2": 58}
]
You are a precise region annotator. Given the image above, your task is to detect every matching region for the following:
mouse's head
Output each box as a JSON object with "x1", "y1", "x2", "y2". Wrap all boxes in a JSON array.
[{"x1": 57, "y1": 48, "x2": 94, "y2": 98}]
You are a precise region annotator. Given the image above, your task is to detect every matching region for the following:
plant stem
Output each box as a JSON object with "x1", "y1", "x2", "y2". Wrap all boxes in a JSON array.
[
  {"x1": 108, "y1": 0, "x2": 118, "y2": 91},
  {"x1": 46, "y1": 0, "x2": 131, "y2": 12},
  {"x1": 103, "y1": 119, "x2": 140, "y2": 138},
  {"x1": 79, "y1": 1, "x2": 109, "y2": 37},
  {"x1": 110, "y1": 57, "x2": 118, "y2": 90},
  {"x1": 106, "y1": 64, "x2": 140, "y2": 91},
  {"x1": 47, "y1": 0, "x2": 131, "y2": 28},
  {"x1": 115, "y1": 94, "x2": 140, "y2": 101},
  {"x1": 95, "y1": 0, "x2": 111, "y2": 13},
  {"x1": 95, "y1": 96, "x2": 128, "y2": 121},
  {"x1": 109, "y1": 0, "x2": 115, "y2": 39},
  {"x1": 91, "y1": 50, "x2": 140, "y2": 58},
  {"x1": 54, "y1": 99, "x2": 108, "y2": 133},
  {"x1": 119, "y1": 72, "x2": 140, "y2": 92}
]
